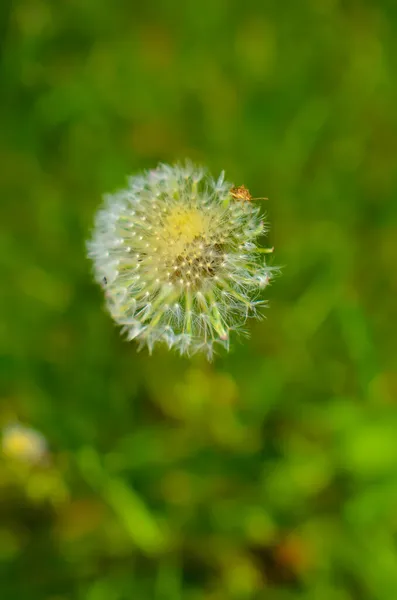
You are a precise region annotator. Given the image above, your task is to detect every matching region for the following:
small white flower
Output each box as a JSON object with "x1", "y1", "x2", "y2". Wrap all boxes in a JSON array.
[
  {"x1": 87, "y1": 162, "x2": 278, "y2": 358},
  {"x1": 2, "y1": 423, "x2": 48, "y2": 464}
]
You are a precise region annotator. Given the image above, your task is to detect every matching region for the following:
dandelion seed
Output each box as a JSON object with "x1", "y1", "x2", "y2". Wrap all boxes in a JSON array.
[{"x1": 87, "y1": 162, "x2": 278, "y2": 359}]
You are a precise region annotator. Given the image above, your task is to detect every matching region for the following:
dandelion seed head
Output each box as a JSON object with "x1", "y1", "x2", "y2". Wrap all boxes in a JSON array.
[{"x1": 87, "y1": 162, "x2": 278, "y2": 359}]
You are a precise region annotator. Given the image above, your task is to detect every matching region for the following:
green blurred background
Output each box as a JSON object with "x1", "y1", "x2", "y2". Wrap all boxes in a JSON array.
[{"x1": 1, "y1": 0, "x2": 397, "y2": 598}]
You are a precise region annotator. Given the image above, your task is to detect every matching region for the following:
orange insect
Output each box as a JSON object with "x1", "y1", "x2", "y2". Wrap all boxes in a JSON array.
[{"x1": 229, "y1": 185, "x2": 268, "y2": 202}]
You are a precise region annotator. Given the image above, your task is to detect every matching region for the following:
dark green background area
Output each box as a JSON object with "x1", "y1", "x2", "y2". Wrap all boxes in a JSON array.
[{"x1": 1, "y1": 0, "x2": 397, "y2": 598}]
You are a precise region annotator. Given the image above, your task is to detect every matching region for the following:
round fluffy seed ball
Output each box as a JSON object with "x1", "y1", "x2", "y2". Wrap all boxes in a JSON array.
[{"x1": 87, "y1": 162, "x2": 277, "y2": 359}]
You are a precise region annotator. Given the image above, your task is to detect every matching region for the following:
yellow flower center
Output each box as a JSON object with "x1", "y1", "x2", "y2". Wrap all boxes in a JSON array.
[{"x1": 164, "y1": 207, "x2": 207, "y2": 244}]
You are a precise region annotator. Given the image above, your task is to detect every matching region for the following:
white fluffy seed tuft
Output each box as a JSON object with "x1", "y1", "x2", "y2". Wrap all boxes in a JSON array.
[{"x1": 87, "y1": 162, "x2": 278, "y2": 359}]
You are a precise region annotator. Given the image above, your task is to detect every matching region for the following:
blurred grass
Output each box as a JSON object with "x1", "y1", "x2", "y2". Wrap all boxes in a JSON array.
[{"x1": 1, "y1": 0, "x2": 397, "y2": 598}]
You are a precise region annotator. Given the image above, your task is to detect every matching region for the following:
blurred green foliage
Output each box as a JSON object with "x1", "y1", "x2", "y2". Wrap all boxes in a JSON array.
[{"x1": 1, "y1": 0, "x2": 397, "y2": 598}]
